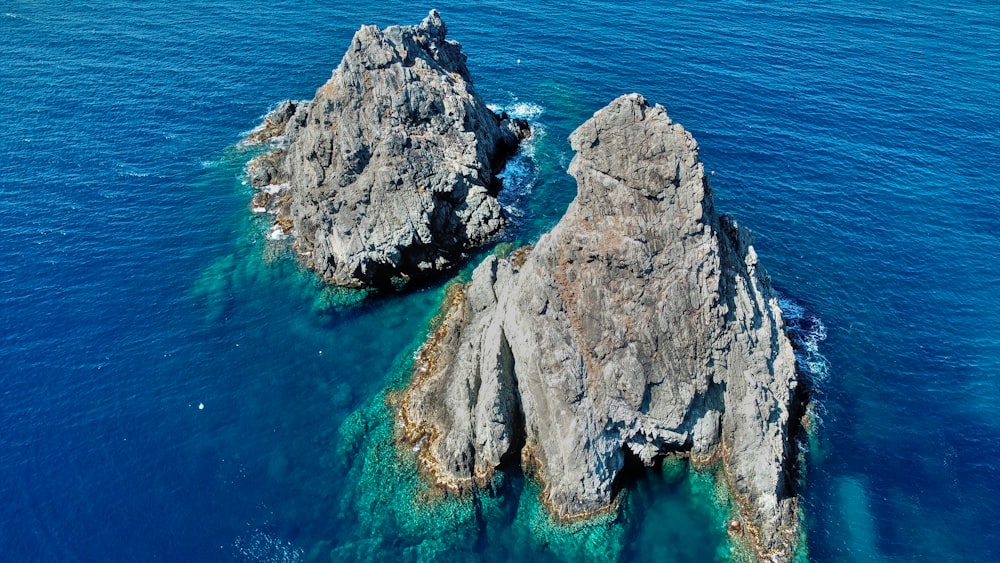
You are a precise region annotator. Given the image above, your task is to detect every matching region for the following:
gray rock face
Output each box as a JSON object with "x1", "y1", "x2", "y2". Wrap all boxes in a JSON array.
[
  {"x1": 246, "y1": 10, "x2": 528, "y2": 287},
  {"x1": 400, "y1": 94, "x2": 801, "y2": 559}
]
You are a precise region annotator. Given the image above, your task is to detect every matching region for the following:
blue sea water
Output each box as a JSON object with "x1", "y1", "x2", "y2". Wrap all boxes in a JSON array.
[{"x1": 2, "y1": 0, "x2": 999, "y2": 561}]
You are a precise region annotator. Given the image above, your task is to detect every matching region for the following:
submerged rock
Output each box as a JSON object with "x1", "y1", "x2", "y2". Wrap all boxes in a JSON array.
[
  {"x1": 400, "y1": 94, "x2": 802, "y2": 559},
  {"x1": 246, "y1": 10, "x2": 528, "y2": 287}
]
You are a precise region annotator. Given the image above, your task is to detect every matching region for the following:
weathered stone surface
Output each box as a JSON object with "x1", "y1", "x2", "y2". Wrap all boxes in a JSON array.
[
  {"x1": 400, "y1": 94, "x2": 801, "y2": 559},
  {"x1": 246, "y1": 99, "x2": 301, "y2": 145},
  {"x1": 246, "y1": 10, "x2": 528, "y2": 287}
]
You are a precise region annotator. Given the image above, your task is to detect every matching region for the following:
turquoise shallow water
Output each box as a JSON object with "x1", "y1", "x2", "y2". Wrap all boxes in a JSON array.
[{"x1": 2, "y1": 1, "x2": 999, "y2": 561}]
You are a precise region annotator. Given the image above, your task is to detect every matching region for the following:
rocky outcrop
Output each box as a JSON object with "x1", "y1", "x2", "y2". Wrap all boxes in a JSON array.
[
  {"x1": 400, "y1": 94, "x2": 801, "y2": 559},
  {"x1": 246, "y1": 10, "x2": 528, "y2": 287}
]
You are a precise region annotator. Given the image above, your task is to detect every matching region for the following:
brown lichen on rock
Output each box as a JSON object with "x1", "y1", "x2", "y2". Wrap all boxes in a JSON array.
[{"x1": 400, "y1": 94, "x2": 803, "y2": 560}]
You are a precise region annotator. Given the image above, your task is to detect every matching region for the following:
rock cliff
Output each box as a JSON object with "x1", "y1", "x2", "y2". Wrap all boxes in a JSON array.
[
  {"x1": 247, "y1": 10, "x2": 528, "y2": 287},
  {"x1": 400, "y1": 94, "x2": 801, "y2": 559}
]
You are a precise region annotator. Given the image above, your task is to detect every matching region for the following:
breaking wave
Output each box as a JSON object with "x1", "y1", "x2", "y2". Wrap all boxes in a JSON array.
[
  {"x1": 492, "y1": 100, "x2": 546, "y2": 215},
  {"x1": 779, "y1": 295, "x2": 830, "y2": 385}
]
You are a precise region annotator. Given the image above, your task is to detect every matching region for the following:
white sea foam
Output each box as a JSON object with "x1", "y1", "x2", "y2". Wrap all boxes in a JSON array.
[
  {"x1": 503, "y1": 205, "x2": 525, "y2": 219},
  {"x1": 492, "y1": 113, "x2": 543, "y2": 233},
  {"x1": 114, "y1": 163, "x2": 151, "y2": 178},
  {"x1": 517, "y1": 123, "x2": 546, "y2": 160},
  {"x1": 779, "y1": 295, "x2": 830, "y2": 384},
  {"x1": 799, "y1": 319, "x2": 830, "y2": 382},
  {"x1": 488, "y1": 101, "x2": 544, "y2": 121},
  {"x1": 497, "y1": 153, "x2": 539, "y2": 214},
  {"x1": 238, "y1": 102, "x2": 298, "y2": 146},
  {"x1": 491, "y1": 98, "x2": 546, "y2": 216},
  {"x1": 266, "y1": 225, "x2": 292, "y2": 241},
  {"x1": 498, "y1": 154, "x2": 537, "y2": 190},
  {"x1": 238, "y1": 134, "x2": 288, "y2": 149},
  {"x1": 263, "y1": 183, "x2": 289, "y2": 195},
  {"x1": 233, "y1": 529, "x2": 303, "y2": 563},
  {"x1": 778, "y1": 298, "x2": 804, "y2": 319},
  {"x1": 239, "y1": 117, "x2": 272, "y2": 143},
  {"x1": 488, "y1": 98, "x2": 547, "y2": 162}
]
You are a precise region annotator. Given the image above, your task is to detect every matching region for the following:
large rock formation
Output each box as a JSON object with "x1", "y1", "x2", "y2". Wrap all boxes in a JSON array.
[
  {"x1": 247, "y1": 10, "x2": 528, "y2": 287},
  {"x1": 400, "y1": 94, "x2": 801, "y2": 559}
]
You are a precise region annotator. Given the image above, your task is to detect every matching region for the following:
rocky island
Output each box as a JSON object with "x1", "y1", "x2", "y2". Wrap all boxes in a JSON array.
[
  {"x1": 400, "y1": 94, "x2": 803, "y2": 560},
  {"x1": 246, "y1": 10, "x2": 528, "y2": 287}
]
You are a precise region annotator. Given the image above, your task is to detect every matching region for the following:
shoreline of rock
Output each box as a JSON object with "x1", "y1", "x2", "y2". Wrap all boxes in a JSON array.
[
  {"x1": 244, "y1": 10, "x2": 529, "y2": 289},
  {"x1": 398, "y1": 94, "x2": 805, "y2": 561},
  {"x1": 240, "y1": 10, "x2": 807, "y2": 560}
]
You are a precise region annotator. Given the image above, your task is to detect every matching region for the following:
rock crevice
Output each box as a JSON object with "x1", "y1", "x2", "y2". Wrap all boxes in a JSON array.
[{"x1": 401, "y1": 94, "x2": 801, "y2": 559}]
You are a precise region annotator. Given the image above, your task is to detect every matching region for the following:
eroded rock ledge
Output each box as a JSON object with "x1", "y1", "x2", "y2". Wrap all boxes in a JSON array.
[
  {"x1": 246, "y1": 10, "x2": 528, "y2": 288},
  {"x1": 400, "y1": 94, "x2": 802, "y2": 560}
]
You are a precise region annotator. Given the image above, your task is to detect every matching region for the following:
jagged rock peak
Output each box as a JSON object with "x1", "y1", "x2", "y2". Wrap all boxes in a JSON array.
[
  {"x1": 245, "y1": 10, "x2": 529, "y2": 288},
  {"x1": 399, "y1": 94, "x2": 802, "y2": 560}
]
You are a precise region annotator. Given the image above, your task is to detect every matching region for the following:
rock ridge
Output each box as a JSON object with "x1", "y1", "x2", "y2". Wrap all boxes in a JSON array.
[
  {"x1": 400, "y1": 94, "x2": 802, "y2": 560},
  {"x1": 246, "y1": 10, "x2": 528, "y2": 288}
]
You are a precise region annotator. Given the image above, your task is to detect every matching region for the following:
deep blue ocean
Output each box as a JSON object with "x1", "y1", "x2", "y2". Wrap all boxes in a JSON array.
[{"x1": 2, "y1": 1, "x2": 999, "y2": 561}]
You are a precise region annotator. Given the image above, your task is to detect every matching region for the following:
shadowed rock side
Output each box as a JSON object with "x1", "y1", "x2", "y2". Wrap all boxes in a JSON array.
[
  {"x1": 400, "y1": 94, "x2": 801, "y2": 560},
  {"x1": 246, "y1": 10, "x2": 528, "y2": 287}
]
